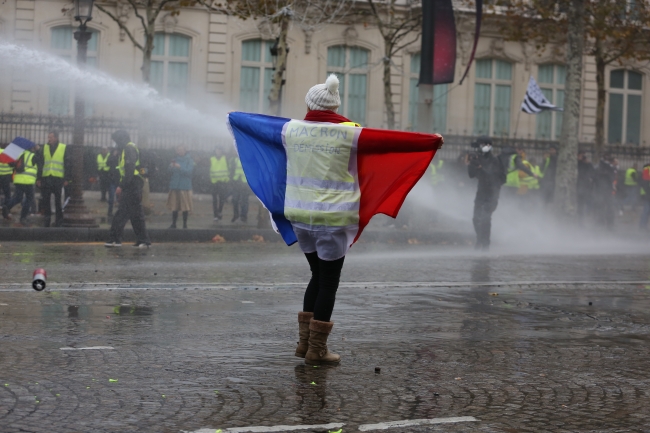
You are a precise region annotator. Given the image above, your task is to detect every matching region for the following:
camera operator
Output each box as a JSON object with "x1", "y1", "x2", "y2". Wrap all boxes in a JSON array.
[{"x1": 467, "y1": 136, "x2": 506, "y2": 251}]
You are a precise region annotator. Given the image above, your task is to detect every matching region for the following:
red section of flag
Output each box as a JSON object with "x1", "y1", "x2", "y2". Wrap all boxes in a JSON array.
[{"x1": 355, "y1": 129, "x2": 442, "y2": 242}]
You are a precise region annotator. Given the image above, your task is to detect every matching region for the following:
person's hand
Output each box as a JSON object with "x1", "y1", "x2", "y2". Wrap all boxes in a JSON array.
[
  {"x1": 116, "y1": 186, "x2": 122, "y2": 196},
  {"x1": 63, "y1": 181, "x2": 69, "y2": 187},
  {"x1": 36, "y1": 180, "x2": 41, "y2": 187}
]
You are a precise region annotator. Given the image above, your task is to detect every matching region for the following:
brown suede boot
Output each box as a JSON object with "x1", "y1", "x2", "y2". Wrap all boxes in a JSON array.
[
  {"x1": 304, "y1": 319, "x2": 340, "y2": 365},
  {"x1": 295, "y1": 312, "x2": 313, "y2": 358}
]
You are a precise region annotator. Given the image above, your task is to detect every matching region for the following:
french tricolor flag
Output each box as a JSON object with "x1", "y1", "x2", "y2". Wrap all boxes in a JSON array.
[
  {"x1": 228, "y1": 111, "x2": 443, "y2": 246},
  {"x1": 0, "y1": 136, "x2": 36, "y2": 164}
]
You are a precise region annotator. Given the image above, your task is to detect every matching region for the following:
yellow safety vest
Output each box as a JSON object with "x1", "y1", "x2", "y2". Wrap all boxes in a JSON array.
[
  {"x1": 210, "y1": 156, "x2": 230, "y2": 183},
  {"x1": 519, "y1": 161, "x2": 540, "y2": 191},
  {"x1": 430, "y1": 159, "x2": 444, "y2": 186},
  {"x1": 0, "y1": 149, "x2": 13, "y2": 176},
  {"x1": 14, "y1": 152, "x2": 37, "y2": 185},
  {"x1": 505, "y1": 154, "x2": 520, "y2": 188},
  {"x1": 283, "y1": 119, "x2": 362, "y2": 227},
  {"x1": 97, "y1": 153, "x2": 110, "y2": 172},
  {"x1": 624, "y1": 168, "x2": 638, "y2": 186},
  {"x1": 233, "y1": 158, "x2": 246, "y2": 183},
  {"x1": 118, "y1": 142, "x2": 142, "y2": 181},
  {"x1": 43, "y1": 143, "x2": 66, "y2": 178}
]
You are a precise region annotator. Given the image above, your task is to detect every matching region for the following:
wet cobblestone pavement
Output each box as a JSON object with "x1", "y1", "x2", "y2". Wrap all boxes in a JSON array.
[{"x1": 1, "y1": 242, "x2": 650, "y2": 432}]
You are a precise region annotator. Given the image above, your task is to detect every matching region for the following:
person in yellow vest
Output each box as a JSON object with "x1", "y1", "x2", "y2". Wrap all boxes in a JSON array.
[
  {"x1": 38, "y1": 130, "x2": 71, "y2": 227},
  {"x1": 500, "y1": 146, "x2": 536, "y2": 199},
  {"x1": 639, "y1": 163, "x2": 650, "y2": 230},
  {"x1": 105, "y1": 130, "x2": 151, "y2": 248},
  {"x1": 429, "y1": 159, "x2": 445, "y2": 187},
  {"x1": 230, "y1": 154, "x2": 249, "y2": 223},
  {"x1": 623, "y1": 163, "x2": 639, "y2": 210},
  {"x1": 2, "y1": 144, "x2": 40, "y2": 225},
  {"x1": 210, "y1": 147, "x2": 230, "y2": 221},
  {"x1": 96, "y1": 147, "x2": 110, "y2": 202},
  {"x1": 519, "y1": 156, "x2": 542, "y2": 207},
  {"x1": 0, "y1": 146, "x2": 14, "y2": 217}
]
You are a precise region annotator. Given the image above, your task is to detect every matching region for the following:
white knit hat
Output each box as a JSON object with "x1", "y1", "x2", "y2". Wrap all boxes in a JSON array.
[{"x1": 305, "y1": 74, "x2": 341, "y2": 112}]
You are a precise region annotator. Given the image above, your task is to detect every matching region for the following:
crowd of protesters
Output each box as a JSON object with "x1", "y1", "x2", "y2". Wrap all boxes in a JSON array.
[
  {"x1": 1, "y1": 131, "x2": 649, "y2": 236},
  {"x1": 433, "y1": 141, "x2": 650, "y2": 240}
]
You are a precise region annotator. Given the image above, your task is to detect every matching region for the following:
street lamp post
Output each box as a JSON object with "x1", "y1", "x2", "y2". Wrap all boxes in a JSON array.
[{"x1": 63, "y1": 0, "x2": 98, "y2": 227}]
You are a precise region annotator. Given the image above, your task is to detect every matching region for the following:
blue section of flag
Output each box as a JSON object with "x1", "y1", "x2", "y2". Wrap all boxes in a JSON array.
[
  {"x1": 228, "y1": 112, "x2": 297, "y2": 245},
  {"x1": 13, "y1": 137, "x2": 36, "y2": 150}
]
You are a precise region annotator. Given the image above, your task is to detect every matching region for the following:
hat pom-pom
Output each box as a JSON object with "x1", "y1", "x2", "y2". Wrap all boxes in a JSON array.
[{"x1": 326, "y1": 74, "x2": 339, "y2": 94}]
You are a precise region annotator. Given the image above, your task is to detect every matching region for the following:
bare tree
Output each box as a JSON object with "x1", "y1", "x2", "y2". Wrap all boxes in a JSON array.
[
  {"x1": 210, "y1": 0, "x2": 356, "y2": 116},
  {"x1": 554, "y1": 0, "x2": 584, "y2": 218},
  {"x1": 362, "y1": 0, "x2": 421, "y2": 129},
  {"x1": 95, "y1": 0, "x2": 201, "y2": 83}
]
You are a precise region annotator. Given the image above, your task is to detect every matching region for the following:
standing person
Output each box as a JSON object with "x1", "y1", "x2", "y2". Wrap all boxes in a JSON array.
[
  {"x1": 96, "y1": 148, "x2": 110, "y2": 202},
  {"x1": 500, "y1": 146, "x2": 536, "y2": 200},
  {"x1": 539, "y1": 145, "x2": 558, "y2": 204},
  {"x1": 228, "y1": 74, "x2": 442, "y2": 366},
  {"x1": 2, "y1": 144, "x2": 40, "y2": 225},
  {"x1": 592, "y1": 154, "x2": 617, "y2": 230},
  {"x1": 167, "y1": 145, "x2": 194, "y2": 229},
  {"x1": 106, "y1": 148, "x2": 120, "y2": 221},
  {"x1": 209, "y1": 147, "x2": 230, "y2": 221},
  {"x1": 468, "y1": 136, "x2": 506, "y2": 251},
  {"x1": 0, "y1": 146, "x2": 13, "y2": 217},
  {"x1": 39, "y1": 131, "x2": 70, "y2": 227},
  {"x1": 230, "y1": 156, "x2": 249, "y2": 223},
  {"x1": 638, "y1": 162, "x2": 650, "y2": 231},
  {"x1": 623, "y1": 163, "x2": 640, "y2": 211},
  {"x1": 105, "y1": 130, "x2": 151, "y2": 248},
  {"x1": 577, "y1": 151, "x2": 594, "y2": 222}
]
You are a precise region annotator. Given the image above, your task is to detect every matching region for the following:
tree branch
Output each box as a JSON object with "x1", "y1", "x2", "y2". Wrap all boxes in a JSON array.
[
  {"x1": 95, "y1": 3, "x2": 144, "y2": 51},
  {"x1": 124, "y1": 0, "x2": 149, "y2": 32}
]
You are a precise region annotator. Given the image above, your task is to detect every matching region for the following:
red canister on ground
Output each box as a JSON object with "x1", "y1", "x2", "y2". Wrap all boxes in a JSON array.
[{"x1": 32, "y1": 268, "x2": 46, "y2": 291}]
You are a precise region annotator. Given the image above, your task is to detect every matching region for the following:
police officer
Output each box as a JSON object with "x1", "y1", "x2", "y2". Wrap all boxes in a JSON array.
[
  {"x1": 540, "y1": 145, "x2": 558, "y2": 204},
  {"x1": 39, "y1": 130, "x2": 70, "y2": 227},
  {"x1": 105, "y1": 130, "x2": 151, "y2": 248},
  {"x1": 468, "y1": 136, "x2": 506, "y2": 251},
  {"x1": 2, "y1": 144, "x2": 40, "y2": 225},
  {"x1": 639, "y1": 162, "x2": 650, "y2": 230},
  {"x1": 96, "y1": 147, "x2": 110, "y2": 202},
  {"x1": 209, "y1": 147, "x2": 230, "y2": 221},
  {"x1": 230, "y1": 155, "x2": 249, "y2": 223}
]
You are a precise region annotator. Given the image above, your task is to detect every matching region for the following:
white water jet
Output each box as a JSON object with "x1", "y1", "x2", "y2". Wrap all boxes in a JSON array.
[{"x1": 0, "y1": 40, "x2": 231, "y2": 138}]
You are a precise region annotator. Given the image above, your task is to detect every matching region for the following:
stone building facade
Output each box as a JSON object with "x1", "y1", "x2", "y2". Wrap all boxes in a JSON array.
[{"x1": 0, "y1": 0, "x2": 648, "y2": 147}]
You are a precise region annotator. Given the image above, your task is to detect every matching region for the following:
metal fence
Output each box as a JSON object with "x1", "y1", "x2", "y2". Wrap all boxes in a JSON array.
[
  {"x1": 2, "y1": 113, "x2": 650, "y2": 169},
  {"x1": 0, "y1": 112, "x2": 231, "y2": 151}
]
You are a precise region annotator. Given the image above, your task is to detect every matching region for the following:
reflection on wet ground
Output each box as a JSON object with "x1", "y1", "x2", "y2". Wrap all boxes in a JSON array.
[{"x1": 0, "y1": 242, "x2": 649, "y2": 432}]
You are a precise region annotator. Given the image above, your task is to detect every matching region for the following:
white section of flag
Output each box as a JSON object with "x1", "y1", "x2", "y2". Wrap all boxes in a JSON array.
[
  {"x1": 1, "y1": 142, "x2": 27, "y2": 162},
  {"x1": 521, "y1": 76, "x2": 562, "y2": 114}
]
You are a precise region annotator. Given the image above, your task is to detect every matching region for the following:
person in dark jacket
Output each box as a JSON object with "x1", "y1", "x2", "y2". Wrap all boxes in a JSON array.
[
  {"x1": 576, "y1": 151, "x2": 593, "y2": 222},
  {"x1": 105, "y1": 130, "x2": 151, "y2": 247},
  {"x1": 468, "y1": 136, "x2": 506, "y2": 251},
  {"x1": 592, "y1": 154, "x2": 617, "y2": 230},
  {"x1": 539, "y1": 145, "x2": 558, "y2": 204},
  {"x1": 166, "y1": 145, "x2": 195, "y2": 229}
]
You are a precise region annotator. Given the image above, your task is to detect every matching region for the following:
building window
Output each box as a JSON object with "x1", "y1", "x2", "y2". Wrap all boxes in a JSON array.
[
  {"x1": 408, "y1": 53, "x2": 448, "y2": 133},
  {"x1": 536, "y1": 64, "x2": 565, "y2": 140},
  {"x1": 608, "y1": 69, "x2": 642, "y2": 145},
  {"x1": 473, "y1": 58, "x2": 512, "y2": 137},
  {"x1": 49, "y1": 26, "x2": 98, "y2": 116},
  {"x1": 327, "y1": 45, "x2": 369, "y2": 125},
  {"x1": 150, "y1": 33, "x2": 191, "y2": 101},
  {"x1": 239, "y1": 39, "x2": 274, "y2": 113}
]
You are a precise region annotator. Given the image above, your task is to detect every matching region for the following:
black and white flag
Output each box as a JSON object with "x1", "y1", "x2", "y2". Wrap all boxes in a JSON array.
[{"x1": 521, "y1": 76, "x2": 563, "y2": 114}]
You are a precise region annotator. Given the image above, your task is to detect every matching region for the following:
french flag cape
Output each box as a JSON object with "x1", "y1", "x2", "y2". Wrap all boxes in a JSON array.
[
  {"x1": 0, "y1": 137, "x2": 36, "y2": 164},
  {"x1": 227, "y1": 111, "x2": 443, "y2": 246}
]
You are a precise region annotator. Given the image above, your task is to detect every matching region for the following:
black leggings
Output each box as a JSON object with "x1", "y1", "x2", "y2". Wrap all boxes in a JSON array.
[{"x1": 302, "y1": 252, "x2": 345, "y2": 322}]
